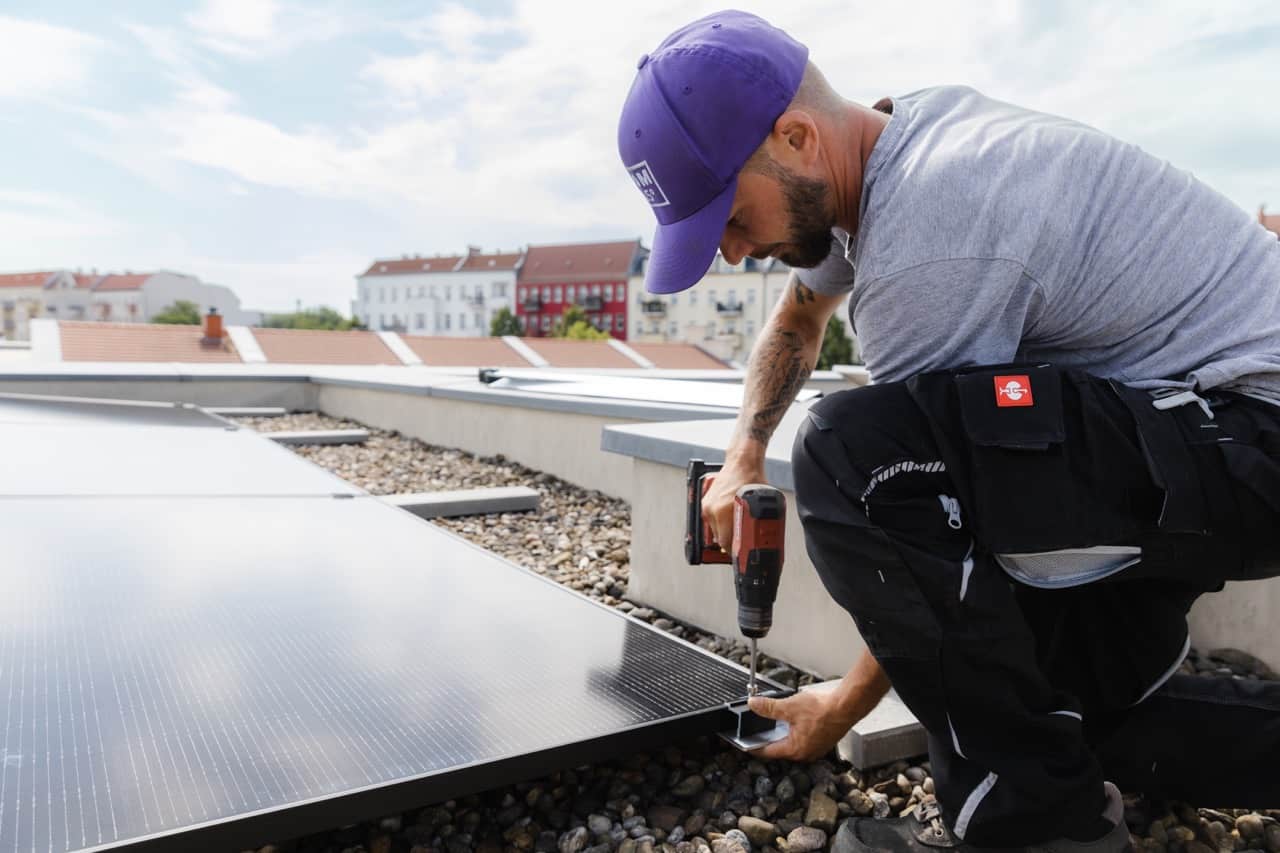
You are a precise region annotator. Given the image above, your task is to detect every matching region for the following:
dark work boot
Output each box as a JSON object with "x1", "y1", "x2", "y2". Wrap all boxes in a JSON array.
[{"x1": 832, "y1": 783, "x2": 1128, "y2": 853}]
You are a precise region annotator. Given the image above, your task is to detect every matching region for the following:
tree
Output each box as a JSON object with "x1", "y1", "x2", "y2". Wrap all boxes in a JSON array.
[
  {"x1": 263, "y1": 306, "x2": 361, "y2": 330},
  {"x1": 489, "y1": 306, "x2": 522, "y2": 336},
  {"x1": 151, "y1": 300, "x2": 202, "y2": 325},
  {"x1": 552, "y1": 304, "x2": 609, "y2": 340},
  {"x1": 817, "y1": 313, "x2": 855, "y2": 370}
]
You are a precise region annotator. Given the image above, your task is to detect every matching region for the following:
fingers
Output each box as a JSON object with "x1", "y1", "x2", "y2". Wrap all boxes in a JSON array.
[{"x1": 748, "y1": 695, "x2": 784, "y2": 721}]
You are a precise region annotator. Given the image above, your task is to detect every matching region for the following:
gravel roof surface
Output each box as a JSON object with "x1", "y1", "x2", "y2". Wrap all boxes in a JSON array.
[{"x1": 232, "y1": 413, "x2": 1279, "y2": 853}]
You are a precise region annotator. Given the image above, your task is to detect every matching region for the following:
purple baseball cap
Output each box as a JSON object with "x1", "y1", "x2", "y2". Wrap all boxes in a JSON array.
[{"x1": 618, "y1": 10, "x2": 808, "y2": 294}]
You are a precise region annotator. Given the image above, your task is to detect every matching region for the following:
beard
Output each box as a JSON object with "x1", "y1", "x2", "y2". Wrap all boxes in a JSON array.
[{"x1": 774, "y1": 168, "x2": 837, "y2": 269}]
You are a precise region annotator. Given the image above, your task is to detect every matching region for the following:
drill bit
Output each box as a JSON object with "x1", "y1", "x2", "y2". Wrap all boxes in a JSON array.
[{"x1": 747, "y1": 637, "x2": 759, "y2": 696}]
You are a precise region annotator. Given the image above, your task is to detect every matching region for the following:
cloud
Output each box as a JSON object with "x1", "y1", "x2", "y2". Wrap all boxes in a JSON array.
[
  {"x1": 185, "y1": 0, "x2": 351, "y2": 58},
  {"x1": 15, "y1": 1, "x2": 1279, "y2": 313},
  {"x1": 0, "y1": 16, "x2": 101, "y2": 100}
]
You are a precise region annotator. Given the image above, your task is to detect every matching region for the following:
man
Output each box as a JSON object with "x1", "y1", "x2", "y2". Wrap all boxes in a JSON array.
[{"x1": 617, "y1": 10, "x2": 1280, "y2": 853}]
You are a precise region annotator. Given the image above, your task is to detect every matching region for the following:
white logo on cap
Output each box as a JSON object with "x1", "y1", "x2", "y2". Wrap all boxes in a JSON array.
[{"x1": 627, "y1": 160, "x2": 670, "y2": 208}]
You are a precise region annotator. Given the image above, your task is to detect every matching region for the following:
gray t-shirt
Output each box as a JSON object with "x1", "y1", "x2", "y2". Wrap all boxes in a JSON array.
[{"x1": 800, "y1": 86, "x2": 1280, "y2": 399}]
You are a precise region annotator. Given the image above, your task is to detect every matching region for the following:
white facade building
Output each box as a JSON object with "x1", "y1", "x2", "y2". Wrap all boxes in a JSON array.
[
  {"x1": 354, "y1": 248, "x2": 522, "y2": 336},
  {"x1": 630, "y1": 254, "x2": 856, "y2": 364}
]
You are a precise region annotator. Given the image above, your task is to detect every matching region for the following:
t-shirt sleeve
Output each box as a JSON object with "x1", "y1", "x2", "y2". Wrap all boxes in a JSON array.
[
  {"x1": 854, "y1": 258, "x2": 1045, "y2": 383},
  {"x1": 795, "y1": 234, "x2": 856, "y2": 296}
]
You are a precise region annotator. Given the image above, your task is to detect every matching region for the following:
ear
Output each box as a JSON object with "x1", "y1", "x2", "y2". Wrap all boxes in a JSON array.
[{"x1": 767, "y1": 109, "x2": 821, "y2": 168}]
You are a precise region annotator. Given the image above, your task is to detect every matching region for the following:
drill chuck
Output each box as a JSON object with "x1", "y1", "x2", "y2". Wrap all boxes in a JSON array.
[{"x1": 737, "y1": 605, "x2": 772, "y2": 639}]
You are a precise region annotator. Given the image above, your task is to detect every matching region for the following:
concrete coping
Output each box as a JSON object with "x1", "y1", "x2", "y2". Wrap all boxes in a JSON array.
[
  {"x1": 601, "y1": 403, "x2": 815, "y2": 491},
  {"x1": 383, "y1": 486, "x2": 540, "y2": 520},
  {"x1": 207, "y1": 406, "x2": 289, "y2": 417},
  {"x1": 268, "y1": 429, "x2": 370, "y2": 446}
]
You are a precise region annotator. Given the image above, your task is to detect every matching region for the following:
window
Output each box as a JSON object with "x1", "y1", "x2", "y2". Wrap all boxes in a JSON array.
[
  {"x1": 541, "y1": 315, "x2": 551, "y2": 331},
  {"x1": 430, "y1": 285, "x2": 437, "y2": 298},
  {"x1": 542, "y1": 286, "x2": 551, "y2": 301},
  {"x1": 668, "y1": 320, "x2": 678, "y2": 335},
  {"x1": 390, "y1": 288, "x2": 397, "y2": 303},
  {"x1": 379, "y1": 288, "x2": 385, "y2": 303},
  {"x1": 636, "y1": 321, "x2": 643, "y2": 335},
  {"x1": 566, "y1": 284, "x2": 575, "y2": 302},
  {"x1": 747, "y1": 289, "x2": 755, "y2": 304},
  {"x1": 689, "y1": 290, "x2": 697, "y2": 305},
  {"x1": 604, "y1": 283, "x2": 614, "y2": 301},
  {"x1": 670, "y1": 293, "x2": 678, "y2": 305},
  {"x1": 444, "y1": 314, "x2": 451, "y2": 330},
  {"x1": 519, "y1": 316, "x2": 527, "y2": 331},
  {"x1": 746, "y1": 320, "x2": 755, "y2": 335},
  {"x1": 379, "y1": 313, "x2": 385, "y2": 327},
  {"x1": 416, "y1": 313, "x2": 425, "y2": 329},
  {"x1": 554, "y1": 286, "x2": 563, "y2": 302},
  {"x1": 603, "y1": 314, "x2": 613, "y2": 330},
  {"x1": 726, "y1": 321, "x2": 736, "y2": 334},
  {"x1": 591, "y1": 284, "x2": 600, "y2": 296},
  {"x1": 709, "y1": 289, "x2": 717, "y2": 303},
  {"x1": 728, "y1": 289, "x2": 737, "y2": 304},
  {"x1": 493, "y1": 281, "x2": 506, "y2": 297},
  {"x1": 444, "y1": 285, "x2": 452, "y2": 300}
]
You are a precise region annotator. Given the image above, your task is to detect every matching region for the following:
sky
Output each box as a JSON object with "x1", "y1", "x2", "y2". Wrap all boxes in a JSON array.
[{"x1": 1, "y1": 1, "x2": 1277, "y2": 313}]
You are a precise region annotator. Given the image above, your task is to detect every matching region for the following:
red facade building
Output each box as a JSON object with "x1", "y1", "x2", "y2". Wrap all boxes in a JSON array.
[{"x1": 516, "y1": 240, "x2": 646, "y2": 340}]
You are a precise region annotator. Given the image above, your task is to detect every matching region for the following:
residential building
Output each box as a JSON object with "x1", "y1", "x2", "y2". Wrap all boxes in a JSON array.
[
  {"x1": 0, "y1": 268, "x2": 253, "y2": 339},
  {"x1": 629, "y1": 254, "x2": 792, "y2": 362},
  {"x1": 0, "y1": 271, "x2": 59, "y2": 341},
  {"x1": 353, "y1": 247, "x2": 521, "y2": 336},
  {"x1": 516, "y1": 240, "x2": 646, "y2": 340}
]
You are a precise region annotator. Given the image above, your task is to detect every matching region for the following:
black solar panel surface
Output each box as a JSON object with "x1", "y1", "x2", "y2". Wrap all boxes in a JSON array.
[{"x1": 0, "y1": 496, "x2": 756, "y2": 853}]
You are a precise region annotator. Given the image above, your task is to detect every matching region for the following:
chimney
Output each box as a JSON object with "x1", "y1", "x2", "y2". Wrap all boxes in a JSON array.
[{"x1": 202, "y1": 307, "x2": 224, "y2": 344}]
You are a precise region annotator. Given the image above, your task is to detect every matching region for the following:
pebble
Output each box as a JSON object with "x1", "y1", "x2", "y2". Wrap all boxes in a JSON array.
[
  {"x1": 560, "y1": 827, "x2": 590, "y2": 853},
  {"x1": 804, "y1": 791, "x2": 838, "y2": 834},
  {"x1": 737, "y1": 817, "x2": 776, "y2": 848},
  {"x1": 588, "y1": 815, "x2": 613, "y2": 836},
  {"x1": 786, "y1": 826, "x2": 827, "y2": 853}
]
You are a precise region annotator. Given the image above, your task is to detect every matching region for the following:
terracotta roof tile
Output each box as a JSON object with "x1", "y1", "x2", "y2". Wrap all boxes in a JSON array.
[
  {"x1": 458, "y1": 251, "x2": 523, "y2": 272},
  {"x1": 628, "y1": 342, "x2": 729, "y2": 369},
  {"x1": 0, "y1": 271, "x2": 56, "y2": 289},
  {"x1": 400, "y1": 335, "x2": 532, "y2": 367},
  {"x1": 518, "y1": 240, "x2": 641, "y2": 285},
  {"x1": 521, "y1": 338, "x2": 636, "y2": 368},
  {"x1": 360, "y1": 256, "x2": 465, "y2": 276},
  {"x1": 73, "y1": 273, "x2": 100, "y2": 289},
  {"x1": 93, "y1": 273, "x2": 152, "y2": 292},
  {"x1": 59, "y1": 321, "x2": 241, "y2": 363},
  {"x1": 250, "y1": 328, "x2": 400, "y2": 365}
]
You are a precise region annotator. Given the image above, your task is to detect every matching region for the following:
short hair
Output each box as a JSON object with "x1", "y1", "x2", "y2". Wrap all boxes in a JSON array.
[{"x1": 743, "y1": 61, "x2": 842, "y2": 176}]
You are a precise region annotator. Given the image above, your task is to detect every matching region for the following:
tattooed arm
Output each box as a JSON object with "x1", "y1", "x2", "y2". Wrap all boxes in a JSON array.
[{"x1": 703, "y1": 271, "x2": 846, "y2": 548}]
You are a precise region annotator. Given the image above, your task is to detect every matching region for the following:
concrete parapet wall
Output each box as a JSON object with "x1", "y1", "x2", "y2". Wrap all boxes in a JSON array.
[
  {"x1": 316, "y1": 384, "x2": 642, "y2": 500},
  {"x1": 626, "y1": 456, "x2": 865, "y2": 679},
  {"x1": 0, "y1": 378, "x2": 316, "y2": 410}
]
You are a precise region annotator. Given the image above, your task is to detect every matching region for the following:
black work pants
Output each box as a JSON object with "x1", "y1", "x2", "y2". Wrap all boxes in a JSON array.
[{"x1": 790, "y1": 365, "x2": 1280, "y2": 846}]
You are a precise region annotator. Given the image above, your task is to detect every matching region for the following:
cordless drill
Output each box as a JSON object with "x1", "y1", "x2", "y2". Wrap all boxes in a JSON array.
[{"x1": 685, "y1": 459, "x2": 786, "y2": 696}]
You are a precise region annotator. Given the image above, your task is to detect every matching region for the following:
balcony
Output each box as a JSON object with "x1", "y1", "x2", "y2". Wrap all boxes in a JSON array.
[
  {"x1": 576, "y1": 295, "x2": 604, "y2": 312},
  {"x1": 522, "y1": 297, "x2": 542, "y2": 312},
  {"x1": 715, "y1": 300, "x2": 743, "y2": 318},
  {"x1": 465, "y1": 293, "x2": 486, "y2": 308},
  {"x1": 640, "y1": 299, "x2": 666, "y2": 316}
]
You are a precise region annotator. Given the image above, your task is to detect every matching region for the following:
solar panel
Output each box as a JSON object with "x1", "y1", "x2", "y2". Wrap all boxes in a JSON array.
[{"x1": 1, "y1": 427, "x2": 777, "y2": 853}]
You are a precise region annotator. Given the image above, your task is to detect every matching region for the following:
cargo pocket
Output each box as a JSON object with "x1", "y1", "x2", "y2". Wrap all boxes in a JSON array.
[
  {"x1": 953, "y1": 365, "x2": 1075, "y2": 552},
  {"x1": 950, "y1": 365, "x2": 1147, "y2": 553}
]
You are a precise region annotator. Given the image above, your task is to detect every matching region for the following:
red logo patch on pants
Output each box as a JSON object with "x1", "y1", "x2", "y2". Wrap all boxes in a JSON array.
[{"x1": 994, "y1": 375, "x2": 1034, "y2": 407}]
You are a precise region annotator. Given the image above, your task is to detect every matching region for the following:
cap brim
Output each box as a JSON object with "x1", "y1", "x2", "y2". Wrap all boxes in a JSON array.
[{"x1": 643, "y1": 178, "x2": 737, "y2": 294}]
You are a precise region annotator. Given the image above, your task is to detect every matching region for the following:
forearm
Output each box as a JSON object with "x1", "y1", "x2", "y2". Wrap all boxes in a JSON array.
[
  {"x1": 829, "y1": 648, "x2": 891, "y2": 725},
  {"x1": 728, "y1": 289, "x2": 822, "y2": 462}
]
